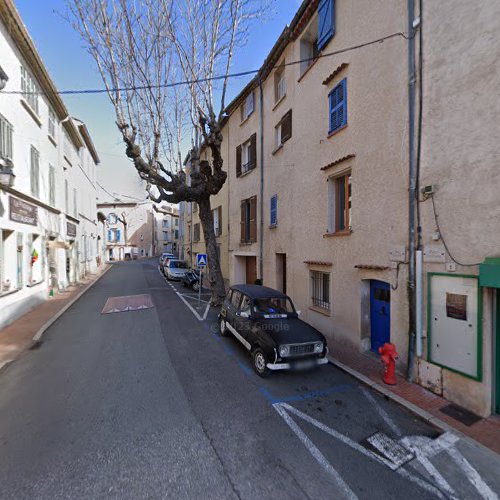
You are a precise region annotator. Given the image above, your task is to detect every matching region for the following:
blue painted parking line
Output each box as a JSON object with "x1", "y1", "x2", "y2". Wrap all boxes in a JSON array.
[{"x1": 259, "y1": 383, "x2": 353, "y2": 404}]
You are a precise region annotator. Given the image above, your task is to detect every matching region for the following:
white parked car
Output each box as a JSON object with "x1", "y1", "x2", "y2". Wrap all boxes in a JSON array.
[
  {"x1": 159, "y1": 253, "x2": 175, "y2": 266},
  {"x1": 164, "y1": 259, "x2": 188, "y2": 281}
]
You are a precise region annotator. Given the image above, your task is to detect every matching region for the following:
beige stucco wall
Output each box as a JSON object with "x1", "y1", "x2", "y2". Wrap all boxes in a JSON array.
[
  {"x1": 418, "y1": 0, "x2": 500, "y2": 416},
  {"x1": 226, "y1": 0, "x2": 410, "y2": 365}
]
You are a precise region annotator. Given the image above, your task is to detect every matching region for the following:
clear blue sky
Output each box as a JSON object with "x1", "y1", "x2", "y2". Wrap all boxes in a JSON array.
[{"x1": 14, "y1": 0, "x2": 300, "y2": 201}]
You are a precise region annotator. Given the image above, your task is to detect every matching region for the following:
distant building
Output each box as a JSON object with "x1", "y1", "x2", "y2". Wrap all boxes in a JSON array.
[
  {"x1": 153, "y1": 204, "x2": 179, "y2": 256},
  {"x1": 97, "y1": 202, "x2": 155, "y2": 261},
  {"x1": 0, "y1": 0, "x2": 101, "y2": 329}
]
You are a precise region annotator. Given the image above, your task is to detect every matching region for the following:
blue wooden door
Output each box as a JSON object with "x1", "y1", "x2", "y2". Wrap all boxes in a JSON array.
[{"x1": 370, "y1": 280, "x2": 391, "y2": 352}]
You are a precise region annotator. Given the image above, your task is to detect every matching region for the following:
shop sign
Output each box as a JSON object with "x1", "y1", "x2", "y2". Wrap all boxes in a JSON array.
[
  {"x1": 9, "y1": 196, "x2": 38, "y2": 226},
  {"x1": 66, "y1": 222, "x2": 77, "y2": 238}
]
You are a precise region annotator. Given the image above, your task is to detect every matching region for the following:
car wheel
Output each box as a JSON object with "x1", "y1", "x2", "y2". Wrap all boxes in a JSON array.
[
  {"x1": 219, "y1": 317, "x2": 228, "y2": 336},
  {"x1": 252, "y1": 348, "x2": 270, "y2": 378},
  {"x1": 192, "y1": 281, "x2": 200, "y2": 292}
]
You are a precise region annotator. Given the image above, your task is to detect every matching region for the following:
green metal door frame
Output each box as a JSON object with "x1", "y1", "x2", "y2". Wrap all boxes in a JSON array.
[{"x1": 496, "y1": 292, "x2": 500, "y2": 414}]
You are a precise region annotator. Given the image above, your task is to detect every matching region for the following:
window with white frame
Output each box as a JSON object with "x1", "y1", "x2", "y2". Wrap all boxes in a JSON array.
[
  {"x1": 274, "y1": 110, "x2": 292, "y2": 150},
  {"x1": 328, "y1": 171, "x2": 352, "y2": 233},
  {"x1": 300, "y1": 18, "x2": 319, "y2": 75},
  {"x1": 299, "y1": 0, "x2": 335, "y2": 76},
  {"x1": 20, "y1": 66, "x2": 39, "y2": 115},
  {"x1": 236, "y1": 134, "x2": 256, "y2": 176},
  {"x1": 30, "y1": 146, "x2": 40, "y2": 198},
  {"x1": 73, "y1": 188, "x2": 78, "y2": 218},
  {"x1": 213, "y1": 206, "x2": 222, "y2": 236},
  {"x1": 48, "y1": 108, "x2": 56, "y2": 139},
  {"x1": 310, "y1": 270, "x2": 331, "y2": 311},
  {"x1": 49, "y1": 165, "x2": 55, "y2": 207},
  {"x1": 241, "y1": 91, "x2": 254, "y2": 121},
  {"x1": 0, "y1": 113, "x2": 13, "y2": 160},
  {"x1": 274, "y1": 62, "x2": 286, "y2": 103},
  {"x1": 107, "y1": 228, "x2": 120, "y2": 242}
]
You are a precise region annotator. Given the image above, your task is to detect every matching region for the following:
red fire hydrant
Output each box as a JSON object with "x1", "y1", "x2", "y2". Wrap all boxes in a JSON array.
[{"x1": 378, "y1": 342, "x2": 398, "y2": 385}]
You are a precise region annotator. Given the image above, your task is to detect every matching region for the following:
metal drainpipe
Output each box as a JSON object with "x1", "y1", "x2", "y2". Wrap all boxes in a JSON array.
[
  {"x1": 407, "y1": 0, "x2": 417, "y2": 381},
  {"x1": 259, "y1": 77, "x2": 264, "y2": 283}
]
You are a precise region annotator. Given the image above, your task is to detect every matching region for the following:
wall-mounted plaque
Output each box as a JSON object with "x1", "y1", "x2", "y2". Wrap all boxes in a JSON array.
[{"x1": 9, "y1": 196, "x2": 38, "y2": 226}]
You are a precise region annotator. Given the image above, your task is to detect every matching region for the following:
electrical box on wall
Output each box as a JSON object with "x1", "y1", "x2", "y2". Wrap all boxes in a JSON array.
[
  {"x1": 389, "y1": 246, "x2": 406, "y2": 262},
  {"x1": 424, "y1": 245, "x2": 446, "y2": 263}
]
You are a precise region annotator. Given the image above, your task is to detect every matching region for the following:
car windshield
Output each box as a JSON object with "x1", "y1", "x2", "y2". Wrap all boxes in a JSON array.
[
  {"x1": 253, "y1": 297, "x2": 295, "y2": 316},
  {"x1": 170, "y1": 261, "x2": 187, "y2": 269}
]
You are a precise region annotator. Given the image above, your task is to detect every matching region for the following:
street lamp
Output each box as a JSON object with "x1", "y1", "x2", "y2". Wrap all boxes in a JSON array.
[
  {"x1": 0, "y1": 158, "x2": 15, "y2": 188},
  {"x1": 0, "y1": 64, "x2": 8, "y2": 90}
]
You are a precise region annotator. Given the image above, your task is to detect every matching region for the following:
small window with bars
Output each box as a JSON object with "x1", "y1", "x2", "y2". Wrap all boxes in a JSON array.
[{"x1": 310, "y1": 270, "x2": 331, "y2": 311}]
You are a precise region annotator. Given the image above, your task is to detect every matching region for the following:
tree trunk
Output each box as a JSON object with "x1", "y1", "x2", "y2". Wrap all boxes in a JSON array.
[
  {"x1": 123, "y1": 223, "x2": 128, "y2": 245},
  {"x1": 198, "y1": 196, "x2": 226, "y2": 306}
]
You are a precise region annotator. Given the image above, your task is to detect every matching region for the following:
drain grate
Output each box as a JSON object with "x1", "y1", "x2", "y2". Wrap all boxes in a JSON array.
[
  {"x1": 361, "y1": 432, "x2": 414, "y2": 469},
  {"x1": 440, "y1": 403, "x2": 482, "y2": 426},
  {"x1": 101, "y1": 294, "x2": 154, "y2": 314}
]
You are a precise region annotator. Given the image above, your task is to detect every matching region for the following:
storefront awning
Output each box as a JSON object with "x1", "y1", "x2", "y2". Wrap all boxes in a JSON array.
[{"x1": 479, "y1": 257, "x2": 500, "y2": 288}]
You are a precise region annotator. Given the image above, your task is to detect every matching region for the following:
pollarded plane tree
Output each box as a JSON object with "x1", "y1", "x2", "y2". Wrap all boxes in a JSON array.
[{"x1": 67, "y1": 0, "x2": 265, "y2": 305}]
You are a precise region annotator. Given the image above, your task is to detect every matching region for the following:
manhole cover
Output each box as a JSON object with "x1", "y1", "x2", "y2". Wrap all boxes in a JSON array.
[{"x1": 101, "y1": 294, "x2": 154, "y2": 314}]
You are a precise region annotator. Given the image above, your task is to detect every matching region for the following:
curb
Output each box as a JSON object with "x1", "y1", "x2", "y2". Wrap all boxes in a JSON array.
[
  {"x1": 31, "y1": 264, "x2": 113, "y2": 343},
  {"x1": 327, "y1": 355, "x2": 499, "y2": 456}
]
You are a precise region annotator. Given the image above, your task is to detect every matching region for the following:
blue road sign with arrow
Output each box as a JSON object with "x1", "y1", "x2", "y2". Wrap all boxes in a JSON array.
[{"x1": 196, "y1": 253, "x2": 207, "y2": 267}]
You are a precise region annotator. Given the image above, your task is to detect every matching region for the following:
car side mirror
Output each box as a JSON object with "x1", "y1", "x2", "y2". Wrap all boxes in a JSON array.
[{"x1": 296, "y1": 310, "x2": 301, "y2": 316}]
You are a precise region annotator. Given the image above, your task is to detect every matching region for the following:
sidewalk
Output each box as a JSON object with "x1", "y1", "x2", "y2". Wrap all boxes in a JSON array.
[
  {"x1": 328, "y1": 339, "x2": 500, "y2": 455},
  {"x1": 0, "y1": 265, "x2": 111, "y2": 370}
]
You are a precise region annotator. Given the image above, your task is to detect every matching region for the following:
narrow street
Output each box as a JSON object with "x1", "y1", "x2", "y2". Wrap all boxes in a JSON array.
[{"x1": 0, "y1": 260, "x2": 498, "y2": 500}]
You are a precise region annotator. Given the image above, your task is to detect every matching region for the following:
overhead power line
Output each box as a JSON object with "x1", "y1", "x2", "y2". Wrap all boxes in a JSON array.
[{"x1": 0, "y1": 32, "x2": 408, "y2": 97}]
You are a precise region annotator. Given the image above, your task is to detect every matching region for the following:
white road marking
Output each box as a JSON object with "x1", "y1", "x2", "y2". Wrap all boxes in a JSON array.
[
  {"x1": 158, "y1": 267, "x2": 211, "y2": 321},
  {"x1": 447, "y1": 447, "x2": 498, "y2": 500},
  {"x1": 281, "y1": 403, "x2": 399, "y2": 470},
  {"x1": 360, "y1": 386, "x2": 402, "y2": 437},
  {"x1": 274, "y1": 403, "x2": 359, "y2": 500},
  {"x1": 175, "y1": 292, "x2": 203, "y2": 321},
  {"x1": 412, "y1": 454, "x2": 458, "y2": 499},
  {"x1": 278, "y1": 403, "x2": 446, "y2": 498},
  {"x1": 401, "y1": 433, "x2": 459, "y2": 459}
]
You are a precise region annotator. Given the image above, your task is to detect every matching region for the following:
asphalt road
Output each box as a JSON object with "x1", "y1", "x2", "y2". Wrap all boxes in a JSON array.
[{"x1": 0, "y1": 259, "x2": 498, "y2": 500}]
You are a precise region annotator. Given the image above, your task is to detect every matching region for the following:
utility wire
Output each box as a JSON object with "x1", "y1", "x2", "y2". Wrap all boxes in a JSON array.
[
  {"x1": 430, "y1": 194, "x2": 482, "y2": 267},
  {"x1": 97, "y1": 181, "x2": 147, "y2": 203},
  {"x1": 0, "y1": 32, "x2": 409, "y2": 97}
]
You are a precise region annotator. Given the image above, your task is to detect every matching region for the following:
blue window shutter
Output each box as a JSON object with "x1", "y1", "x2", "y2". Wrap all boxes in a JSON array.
[
  {"x1": 270, "y1": 195, "x2": 278, "y2": 226},
  {"x1": 108, "y1": 229, "x2": 112, "y2": 242},
  {"x1": 329, "y1": 78, "x2": 347, "y2": 133},
  {"x1": 317, "y1": 0, "x2": 335, "y2": 51},
  {"x1": 116, "y1": 229, "x2": 121, "y2": 242}
]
